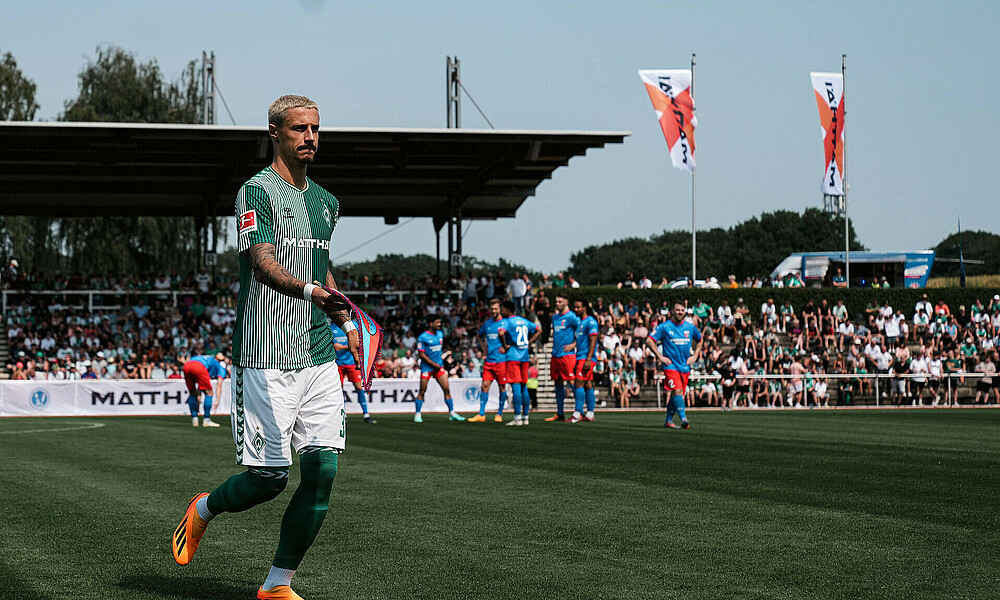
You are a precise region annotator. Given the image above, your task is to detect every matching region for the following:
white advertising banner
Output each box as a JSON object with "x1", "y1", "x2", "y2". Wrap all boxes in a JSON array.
[
  {"x1": 0, "y1": 379, "x2": 496, "y2": 417},
  {"x1": 0, "y1": 380, "x2": 231, "y2": 417},
  {"x1": 344, "y1": 378, "x2": 500, "y2": 414}
]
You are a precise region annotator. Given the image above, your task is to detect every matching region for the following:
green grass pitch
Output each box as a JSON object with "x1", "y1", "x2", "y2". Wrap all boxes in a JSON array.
[{"x1": 1, "y1": 410, "x2": 997, "y2": 599}]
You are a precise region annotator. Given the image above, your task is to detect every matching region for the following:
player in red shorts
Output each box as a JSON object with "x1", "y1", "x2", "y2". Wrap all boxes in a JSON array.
[
  {"x1": 331, "y1": 322, "x2": 375, "y2": 423},
  {"x1": 182, "y1": 353, "x2": 228, "y2": 427},
  {"x1": 646, "y1": 302, "x2": 703, "y2": 429},
  {"x1": 472, "y1": 299, "x2": 509, "y2": 423},
  {"x1": 415, "y1": 315, "x2": 465, "y2": 422},
  {"x1": 499, "y1": 300, "x2": 540, "y2": 426},
  {"x1": 568, "y1": 300, "x2": 600, "y2": 423},
  {"x1": 545, "y1": 293, "x2": 579, "y2": 421}
]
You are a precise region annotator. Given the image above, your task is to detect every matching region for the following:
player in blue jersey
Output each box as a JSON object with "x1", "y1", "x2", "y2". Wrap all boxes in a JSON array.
[
  {"x1": 545, "y1": 293, "x2": 579, "y2": 421},
  {"x1": 568, "y1": 300, "x2": 600, "y2": 423},
  {"x1": 182, "y1": 353, "x2": 228, "y2": 427},
  {"x1": 415, "y1": 315, "x2": 466, "y2": 423},
  {"x1": 646, "y1": 302, "x2": 703, "y2": 428},
  {"x1": 330, "y1": 322, "x2": 375, "y2": 423},
  {"x1": 472, "y1": 298, "x2": 509, "y2": 423},
  {"x1": 500, "y1": 300, "x2": 540, "y2": 426}
]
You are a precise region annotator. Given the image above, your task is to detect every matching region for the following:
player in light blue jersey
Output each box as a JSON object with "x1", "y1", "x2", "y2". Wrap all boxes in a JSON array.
[
  {"x1": 182, "y1": 353, "x2": 228, "y2": 427},
  {"x1": 330, "y1": 322, "x2": 375, "y2": 423},
  {"x1": 415, "y1": 315, "x2": 465, "y2": 422},
  {"x1": 568, "y1": 300, "x2": 600, "y2": 423},
  {"x1": 545, "y1": 293, "x2": 580, "y2": 421},
  {"x1": 472, "y1": 298, "x2": 509, "y2": 423},
  {"x1": 500, "y1": 301, "x2": 540, "y2": 426},
  {"x1": 646, "y1": 302, "x2": 703, "y2": 429}
]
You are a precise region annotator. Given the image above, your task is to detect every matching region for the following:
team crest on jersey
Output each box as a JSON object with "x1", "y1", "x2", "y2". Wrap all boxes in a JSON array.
[
  {"x1": 239, "y1": 210, "x2": 257, "y2": 235},
  {"x1": 684, "y1": 331, "x2": 690, "y2": 338},
  {"x1": 322, "y1": 204, "x2": 332, "y2": 228},
  {"x1": 283, "y1": 207, "x2": 294, "y2": 219}
]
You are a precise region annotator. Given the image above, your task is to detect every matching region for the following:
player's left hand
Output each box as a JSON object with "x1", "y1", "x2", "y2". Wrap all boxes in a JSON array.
[
  {"x1": 346, "y1": 329, "x2": 361, "y2": 368},
  {"x1": 687, "y1": 356, "x2": 697, "y2": 366}
]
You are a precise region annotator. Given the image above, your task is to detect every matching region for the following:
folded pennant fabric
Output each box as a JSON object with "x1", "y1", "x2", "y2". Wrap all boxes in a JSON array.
[{"x1": 321, "y1": 286, "x2": 383, "y2": 393}]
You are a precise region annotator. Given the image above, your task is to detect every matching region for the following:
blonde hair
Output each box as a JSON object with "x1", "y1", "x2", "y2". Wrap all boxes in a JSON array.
[{"x1": 268, "y1": 95, "x2": 318, "y2": 127}]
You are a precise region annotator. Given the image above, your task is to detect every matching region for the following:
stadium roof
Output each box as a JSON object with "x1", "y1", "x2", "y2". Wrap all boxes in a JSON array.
[{"x1": 0, "y1": 122, "x2": 627, "y2": 220}]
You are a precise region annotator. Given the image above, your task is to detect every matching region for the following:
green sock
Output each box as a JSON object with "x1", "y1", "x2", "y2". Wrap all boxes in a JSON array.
[
  {"x1": 272, "y1": 449, "x2": 338, "y2": 570},
  {"x1": 206, "y1": 467, "x2": 289, "y2": 515}
]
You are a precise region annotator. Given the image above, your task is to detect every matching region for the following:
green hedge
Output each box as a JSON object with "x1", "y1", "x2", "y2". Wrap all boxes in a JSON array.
[{"x1": 556, "y1": 286, "x2": 999, "y2": 320}]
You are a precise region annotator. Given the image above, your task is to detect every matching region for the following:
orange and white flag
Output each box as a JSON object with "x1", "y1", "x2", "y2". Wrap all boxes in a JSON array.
[
  {"x1": 810, "y1": 72, "x2": 845, "y2": 195},
  {"x1": 639, "y1": 69, "x2": 696, "y2": 173}
]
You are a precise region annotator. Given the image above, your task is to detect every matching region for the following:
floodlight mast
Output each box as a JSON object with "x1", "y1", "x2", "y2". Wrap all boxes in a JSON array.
[{"x1": 201, "y1": 52, "x2": 216, "y2": 126}]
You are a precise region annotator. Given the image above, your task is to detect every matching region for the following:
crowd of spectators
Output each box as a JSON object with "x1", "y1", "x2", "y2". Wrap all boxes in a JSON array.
[{"x1": 5, "y1": 262, "x2": 1000, "y2": 410}]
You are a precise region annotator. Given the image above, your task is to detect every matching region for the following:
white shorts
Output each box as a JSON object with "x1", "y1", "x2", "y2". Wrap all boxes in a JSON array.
[{"x1": 231, "y1": 361, "x2": 345, "y2": 467}]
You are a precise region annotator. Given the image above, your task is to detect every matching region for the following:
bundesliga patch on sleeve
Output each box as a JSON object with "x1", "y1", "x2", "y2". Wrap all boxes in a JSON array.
[{"x1": 238, "y1": 210, "x2": 257, "y2": 235}]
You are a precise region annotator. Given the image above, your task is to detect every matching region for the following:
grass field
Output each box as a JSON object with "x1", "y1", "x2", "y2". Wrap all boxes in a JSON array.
[{"x1": 2, "y1": 410, "x2": 998, "y2": 600}]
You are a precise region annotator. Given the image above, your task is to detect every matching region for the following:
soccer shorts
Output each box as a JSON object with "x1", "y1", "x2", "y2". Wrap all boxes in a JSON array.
[
  {"x1": 505, "y1": 361, "x2": 529, "y2": 384},
  {"x1": 420, "y1": 367, "x2": 447, "y2": 380},
  {"x1": 183, "y1": 360, "x2": 212, "y2": 393},
  {"x1": 663, "y1": 370, "x2": 689, "y2": 395},
  {"x1": 550, "y1": 355, "x2": 576, "y2": 381},
  {"x1": 482, "y1": 362, "x2": 507, "y2": 385},
  {"x1": 231, "y1": 361, "x2": 345, "y2": 467},
  {"x1": 573, "y1": 359, "x2": 594, "y2": 382},
  {"x1": 338, "y1": 364, "x2": 363, "y2": 387}
]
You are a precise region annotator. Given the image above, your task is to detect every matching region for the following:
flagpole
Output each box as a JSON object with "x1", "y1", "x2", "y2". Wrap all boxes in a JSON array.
[
  {"x1": 842, "y1": 54, "x2": 849, "y2": 288},
  {"x1": 691, "y1": 53, "x2": 697, "y2": 285}
]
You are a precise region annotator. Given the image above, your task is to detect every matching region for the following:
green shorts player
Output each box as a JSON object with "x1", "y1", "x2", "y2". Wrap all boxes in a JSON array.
[{"x1": 172, "y1": 95, "x2": 360, "y2": 600}]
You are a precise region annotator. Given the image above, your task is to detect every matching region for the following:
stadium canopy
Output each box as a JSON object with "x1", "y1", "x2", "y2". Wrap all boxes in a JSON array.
[{"x1": 0, "y1": 122, "x2": 627, "y2": 221}]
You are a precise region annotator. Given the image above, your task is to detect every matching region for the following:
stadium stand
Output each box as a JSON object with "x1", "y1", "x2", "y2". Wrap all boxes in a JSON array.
[{"x1": 4, "y1": 269, "x2": 999, "y2": 408}]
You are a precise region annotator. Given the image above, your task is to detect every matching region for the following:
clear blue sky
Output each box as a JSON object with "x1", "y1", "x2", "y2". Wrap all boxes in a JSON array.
[{"x1": 3, "y1": 0, "x2": 997, "y2": 274}]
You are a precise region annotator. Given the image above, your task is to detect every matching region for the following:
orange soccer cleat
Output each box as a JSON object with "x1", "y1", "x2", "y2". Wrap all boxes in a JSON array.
[
  {"x1": 467, "y1": 414, "x2": 487, "y2": 422},
  {"x1": 257, "y1": 585, "x2": 305, "y2": 600},
  {"x1": 172, "y1": 492, "x2": 210, "y2": 565}
]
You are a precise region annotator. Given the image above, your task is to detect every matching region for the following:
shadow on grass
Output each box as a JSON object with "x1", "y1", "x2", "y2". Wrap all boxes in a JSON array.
[{"x1": 117, "y1": 573, "x2": 250, "y2": 600}]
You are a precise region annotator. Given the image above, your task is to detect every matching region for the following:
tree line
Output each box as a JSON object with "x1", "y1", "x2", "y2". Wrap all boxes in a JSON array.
[{"x1": 0, "y1": 46, "x2": 216, "y2": 277}]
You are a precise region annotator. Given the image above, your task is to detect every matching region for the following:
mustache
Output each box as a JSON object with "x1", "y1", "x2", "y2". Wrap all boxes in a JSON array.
[{"x1": 297, "y1": 143, "x2": 316, "y2": 151}]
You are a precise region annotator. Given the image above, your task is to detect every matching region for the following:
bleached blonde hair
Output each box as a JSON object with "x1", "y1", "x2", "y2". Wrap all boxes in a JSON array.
[{"x1": 268, "y1": 95, "x2": 318, "y2": 127}]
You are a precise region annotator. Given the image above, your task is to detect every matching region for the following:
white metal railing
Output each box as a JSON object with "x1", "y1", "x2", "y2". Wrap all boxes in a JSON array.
[{"x1": 652, "y1": 371, "x2": 987, "y2": 408}]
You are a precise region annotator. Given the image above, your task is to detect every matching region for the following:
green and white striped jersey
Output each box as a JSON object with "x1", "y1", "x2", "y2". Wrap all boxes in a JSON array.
[{"x1": 232, "y1": 167, "x2": 339, "y2": 369}]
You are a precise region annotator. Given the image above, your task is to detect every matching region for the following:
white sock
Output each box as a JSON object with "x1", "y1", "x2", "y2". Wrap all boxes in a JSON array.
[
  {"x1": 262, "y1": 566, "x2": 295, "y2": 590},
  {"x1": 195, "y1": 495, "x2": 215, "y2": 523},
  {"x1": 572, "y1": 411, "x2": 582, "y2": 418},
  {"x1": 586, "y1": 411, "x2": 594, "y2": 419},
  {"x1": 363, "y1": 413, "x2": 370, "y2": 418}
]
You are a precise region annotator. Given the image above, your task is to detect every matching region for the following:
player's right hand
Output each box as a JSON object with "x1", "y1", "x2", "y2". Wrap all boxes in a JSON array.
[
  {"x1": 658, "y1": 355, "x2": 672, "y2": 366},
  {"x1": 310, "y1": 281, "x2": 350, "y2": 314}
]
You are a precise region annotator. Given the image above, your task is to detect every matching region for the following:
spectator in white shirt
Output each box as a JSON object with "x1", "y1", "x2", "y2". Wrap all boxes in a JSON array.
[{"x1": 915, "y1": 294, "x2": 932, "y2": 317}]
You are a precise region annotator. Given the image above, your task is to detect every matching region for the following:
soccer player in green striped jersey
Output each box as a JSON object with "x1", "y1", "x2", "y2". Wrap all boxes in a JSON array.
[{"x1": 172, "y1": 95, "x2": 359, "y2": 600}]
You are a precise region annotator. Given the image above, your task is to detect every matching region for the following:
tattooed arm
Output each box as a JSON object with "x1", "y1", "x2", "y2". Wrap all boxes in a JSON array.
[{"x1": 244, "y1": 242, "x2": 349, "y2": 315}]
